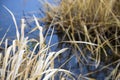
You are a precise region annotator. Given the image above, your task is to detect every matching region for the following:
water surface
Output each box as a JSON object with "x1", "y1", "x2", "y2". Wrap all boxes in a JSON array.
[{"x1": 0, "y1": 0, "x2": 40, "y2": 39}]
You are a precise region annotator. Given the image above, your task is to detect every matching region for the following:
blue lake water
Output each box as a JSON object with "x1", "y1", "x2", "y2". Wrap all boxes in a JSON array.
[
  {"x1": 0, "y1": 0, "x2": 59, "y2": 46},
  {"x1": 0, "y1": 0, "x2": 41, "y2": 39}
]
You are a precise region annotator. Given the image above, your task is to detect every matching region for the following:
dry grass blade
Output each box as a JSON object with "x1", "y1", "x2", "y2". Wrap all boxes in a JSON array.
[
  {"x1": 2, "y1": 43, "x2": 12, "y2": 79},
  {"x1": 33, "y1": 15, "x2": 44, "y2": 48},
  {"x1": 62, "y1": 41, "x2": 98, "y2": 46},
  {"x1": 0, "y1": 26, "x2": 11, "y2": 46},
  {"x1": 11, "y1": 50, "x2": 25, "y2": 80},
  {"x1": 3, "y1": 6, "x2": 20, "y2": 41},
  {"x1": 21, "y1": 18, "x2": 26, "y2": 41},
  {"x1": 106, "y1": 63, "x2": 120, "y2": 80},
  {"x1": 45, "y1": 48, "x2": 68, "y2": 68}
]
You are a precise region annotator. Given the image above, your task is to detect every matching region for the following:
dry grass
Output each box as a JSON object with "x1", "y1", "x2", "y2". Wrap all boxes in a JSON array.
[
  {"x1": 42, "y1": 0, "x2": 120, "y2": 79},
  {"x1": 0, "y1": 6, "x2": 75, "y2": 80}
]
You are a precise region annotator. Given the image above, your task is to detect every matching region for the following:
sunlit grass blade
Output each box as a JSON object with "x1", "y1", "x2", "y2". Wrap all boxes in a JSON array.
[{"x1": 3, "y1": 6, "x2": 20, "y2": 41}]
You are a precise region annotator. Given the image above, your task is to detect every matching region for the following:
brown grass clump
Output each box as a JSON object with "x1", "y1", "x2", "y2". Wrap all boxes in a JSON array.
[
  {"x1": 42, "y1": 0, "x2": 120, "y2": 79},
  {"x1": 0, "y1": 6, "x2": 75, "y2": 80}
]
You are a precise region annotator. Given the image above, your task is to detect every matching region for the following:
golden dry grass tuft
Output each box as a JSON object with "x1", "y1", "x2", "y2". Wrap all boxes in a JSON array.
[{"x1": 42, "y1": 0, "x2": 120, "y2": 79}]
